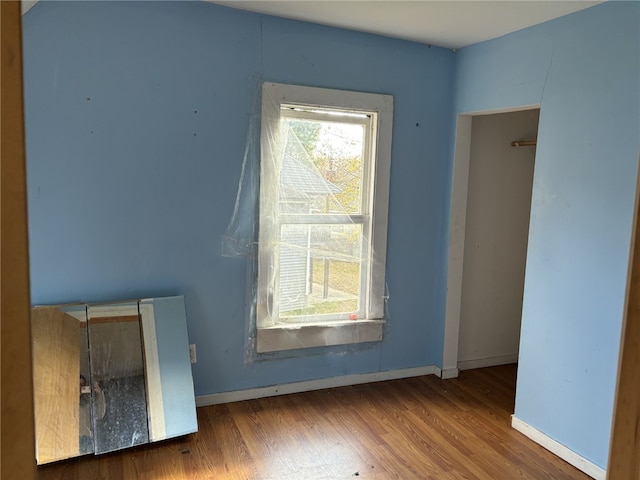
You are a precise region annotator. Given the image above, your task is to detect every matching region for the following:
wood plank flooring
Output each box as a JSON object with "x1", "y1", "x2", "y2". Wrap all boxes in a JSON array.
[{"x1": 38, "y1": 365, "x2": 591, "y2": 480}]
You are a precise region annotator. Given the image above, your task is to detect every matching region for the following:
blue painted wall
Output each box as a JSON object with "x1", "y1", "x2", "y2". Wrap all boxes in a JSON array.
[
  {"x1": 454, "y1": 1, "x2": 639, "y2": 469},
  {"x1": 23, "y1": 2, "x2": 454, "y2": 395}
]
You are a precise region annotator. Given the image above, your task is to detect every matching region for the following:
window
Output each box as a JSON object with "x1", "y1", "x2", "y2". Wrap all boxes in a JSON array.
[{"x1": 256, "y1": 83, "x2": 393, "y2": 353}]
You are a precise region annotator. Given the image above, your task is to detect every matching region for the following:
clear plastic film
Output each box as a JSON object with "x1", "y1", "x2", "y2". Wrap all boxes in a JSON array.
[
  {"x1": 224, "y1": 80, "x2": 391, "y2": 364},
  {"x1": 222, "y1": 79, "x2": 262, "y2": 258}
]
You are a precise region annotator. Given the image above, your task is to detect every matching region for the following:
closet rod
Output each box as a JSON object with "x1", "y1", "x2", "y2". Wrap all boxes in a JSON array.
[{"x1": 511, "y1": 139, "x2": 537, "y2": 147}]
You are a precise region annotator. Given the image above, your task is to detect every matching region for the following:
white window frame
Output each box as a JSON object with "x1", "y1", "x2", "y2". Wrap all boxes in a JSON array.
[{"x1": 256, "y1": 82, "x2": 393, "y2": 353}]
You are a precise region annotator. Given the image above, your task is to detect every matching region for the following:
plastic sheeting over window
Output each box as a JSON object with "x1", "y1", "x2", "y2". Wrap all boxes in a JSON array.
[{"x1": 224, "y1": 81, "x2": 393, "y2": 359}]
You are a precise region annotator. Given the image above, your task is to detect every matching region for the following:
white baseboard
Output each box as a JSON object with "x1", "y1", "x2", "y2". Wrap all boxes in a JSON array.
[
  {"x1": 196, "y1": 365, "x2": 442, "y2": 407},
  {"x1": 457, "y1": 353, "x2": 518, "y2": 371},
  {"x1": 511, "y1": 416, "x2": 606, "y2": 480},
  {"x1": 441, "y1": 367, "x2": 460, "y2": 379}
]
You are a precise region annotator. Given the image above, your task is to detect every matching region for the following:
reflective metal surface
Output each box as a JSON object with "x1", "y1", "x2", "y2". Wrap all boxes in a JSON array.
[{"x1": 87, "y1": 303, "x2": 149, "y2": 454}]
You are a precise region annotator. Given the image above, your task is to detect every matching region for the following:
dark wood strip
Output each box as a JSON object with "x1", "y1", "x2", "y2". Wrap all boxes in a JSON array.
[{"x1": 608, "y1": 170, "x2": 640, "y2": 479}]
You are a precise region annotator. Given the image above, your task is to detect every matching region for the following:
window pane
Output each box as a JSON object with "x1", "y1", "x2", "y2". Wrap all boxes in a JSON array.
[
  {"x1": 279, "y1": 223, "x2": 363, "y2": 319},
  {"x1": 279, "y1": 118, "x2": 365, "y2": 215}
]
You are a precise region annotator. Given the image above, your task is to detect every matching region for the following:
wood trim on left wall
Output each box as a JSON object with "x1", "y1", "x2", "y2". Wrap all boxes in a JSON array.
[
  {"x1": 1, "y1": 1, "x2": 38, "y2": 478},
  {"x1": 607, "y1": 155, "x2": 640, "y2": 479}
]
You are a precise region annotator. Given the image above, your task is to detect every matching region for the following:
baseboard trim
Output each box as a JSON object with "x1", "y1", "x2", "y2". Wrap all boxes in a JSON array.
[
  {"x1": 511, "y1": 416, "x2": 606, "y2": 480},
  {"x1": 196, "y1": 365, "x2": 442, "y2": 407},
  {"x1": 441, "y1": 367, "x2": 460, "y2": 379},
  {"x1": 457, "y1": 354, "x2": 518, "y2": 371}
]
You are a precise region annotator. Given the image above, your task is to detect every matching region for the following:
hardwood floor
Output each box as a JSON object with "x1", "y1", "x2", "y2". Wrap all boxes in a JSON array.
[{"x1": 38, "y1": 365, "x2": 590, "y2": 480}]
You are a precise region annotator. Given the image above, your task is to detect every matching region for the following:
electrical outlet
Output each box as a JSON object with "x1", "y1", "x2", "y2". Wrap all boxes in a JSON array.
[{"x1": 189, "y1": 344, "x2": 197, "y2": 364}]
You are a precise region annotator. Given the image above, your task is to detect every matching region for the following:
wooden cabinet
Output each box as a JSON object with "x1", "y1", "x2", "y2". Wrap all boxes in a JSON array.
[{"x1": 32, "y1": 296, "x2": 197, "y2": 464}]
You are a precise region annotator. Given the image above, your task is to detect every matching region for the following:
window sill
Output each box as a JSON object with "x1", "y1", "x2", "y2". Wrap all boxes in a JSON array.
[{"x1": 256, "y1": 319, "x2": 383, "y2": 353}]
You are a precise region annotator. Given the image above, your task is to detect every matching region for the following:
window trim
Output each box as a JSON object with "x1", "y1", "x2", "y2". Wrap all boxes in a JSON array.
[{"x1": 256, "y1": 82, "x2": 393, "y2": 353}]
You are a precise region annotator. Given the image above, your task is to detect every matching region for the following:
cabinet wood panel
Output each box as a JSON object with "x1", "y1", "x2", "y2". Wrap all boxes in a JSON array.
[{"x1": 32, "y1": 308, "x2": 80, "y2": 464}]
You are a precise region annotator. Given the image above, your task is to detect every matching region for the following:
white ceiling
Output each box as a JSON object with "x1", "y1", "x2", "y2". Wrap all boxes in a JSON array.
[
  {"x1": 210, "y1": 1, "x2": 601, "y2": 49},
  {"x1": 22, "y1": 1, "x2": 602, "y2": 49}
]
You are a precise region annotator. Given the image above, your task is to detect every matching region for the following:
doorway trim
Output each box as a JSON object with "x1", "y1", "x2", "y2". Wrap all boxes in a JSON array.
[{"x1": 442, "y1": 104, "x2": 540, "y2": 379}]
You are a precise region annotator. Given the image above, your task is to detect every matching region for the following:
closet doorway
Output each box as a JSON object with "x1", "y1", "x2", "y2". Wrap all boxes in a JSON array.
[{"x1": 443, "y1": 107, "x2": 539, "y2": 377}]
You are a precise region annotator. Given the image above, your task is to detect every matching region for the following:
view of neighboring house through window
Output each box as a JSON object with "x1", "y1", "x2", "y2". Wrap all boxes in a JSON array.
[{"x1": 256, "y1": 83, "x2": 393, "y2": 352}]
